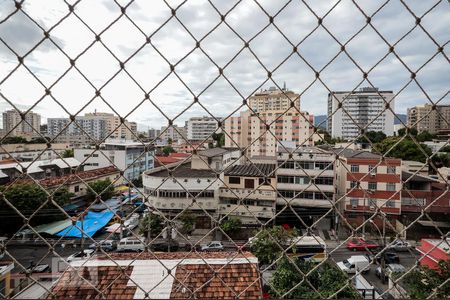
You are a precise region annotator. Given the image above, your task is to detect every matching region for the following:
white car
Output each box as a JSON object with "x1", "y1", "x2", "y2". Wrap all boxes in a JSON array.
[
  {"x1": 337, "y1": 255, "x2": 370, "y2": 274},
  {"x1": 116, "y1": 238, "x2": 145, "y2": 252},
  {"x1": 387, "y1": 240, "x2": 412, "y2": 252},
  {"x1": 67, "y1": 249, "x2": 94, "y2": 262},
  {"x1": 201, "y1": 241, "x2": 224, "y2": 252}
]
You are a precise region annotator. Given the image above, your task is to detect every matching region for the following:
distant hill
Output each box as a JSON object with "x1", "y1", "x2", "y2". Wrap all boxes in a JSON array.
[{"x1": 314, "y1": 113, "x2": 407, "y2": 129}]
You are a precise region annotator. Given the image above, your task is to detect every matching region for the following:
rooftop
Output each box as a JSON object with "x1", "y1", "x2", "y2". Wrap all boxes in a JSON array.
[
  {"x1": 0, "y1": 157, "x2": 81, "y2": 174},
  {"x1": 147, "y1": 162, "x2": 216, "y2": 178},
  {"x1": 402, "y1": 171, "x2": 440, "y2": 183},
  {"x1": 225, "y1": 163, "x2": 276, "y2": 177},
  {"x1": 49, "y1": 252, "x2": 261, "y2": 300},
  {"x1": 197, "y1": 148, "x2": 232, "y2": 158},
  {"x1": 334, "y1": 148, "x2": 383, "y2": 159}
]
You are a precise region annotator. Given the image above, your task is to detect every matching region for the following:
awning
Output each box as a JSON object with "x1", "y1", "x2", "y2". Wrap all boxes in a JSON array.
[
  {"x1": 33, "y1": 219, "x2": 73, "y2": 235},
  {"x1": 56, "y1": 210, "x2": 115, "y2": 238},
  {"x1": 417, "y1": 220, "x2": 450, "y2": 228}
]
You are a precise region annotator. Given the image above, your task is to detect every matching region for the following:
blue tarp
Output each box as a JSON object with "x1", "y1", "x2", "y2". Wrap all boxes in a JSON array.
[{"x1": 56, "y1": 210, "x2": 115, "y2": 238}]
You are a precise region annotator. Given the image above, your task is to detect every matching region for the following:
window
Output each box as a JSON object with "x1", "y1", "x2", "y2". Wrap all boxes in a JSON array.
[
  {"x1": 350, "y1": 181, "x2": 357, "y2": 188},
  {"x1": 387, "y1": 166, "x2": 396, "y2": 174},
  {"x1": 386, "y1": 183, "x2": 396, "y2": 191},
  {"x1": 258, "y1": 178, "x2": 270, "y2": 186},
  {"x1": 368, "y1": 182, "x2": 377, "y2": 190},
  {"x1": 386, "y1": 200, "x2": 395, "y2": 207},
  {"x1": 245, "y1": 179, "x2": 254, "y2": 189},
  {"x1": 229, "y1": 177, "x2": 240, "y2": 184},
  {"x1": 350, "y1": 198, "x2": 359, "y2": 207},
  {"x1": 369, "y1": 165, "x2": 377, "y2": 174},
  {"x1": 368, "y1": 199, "x2": 377, "y2": 207},
  {"x1": 74, "y1": 185, "x2": 80, "y2": 193},
  {"x1": 351, "y1": 165, "x2": 359, "y2": 172}
]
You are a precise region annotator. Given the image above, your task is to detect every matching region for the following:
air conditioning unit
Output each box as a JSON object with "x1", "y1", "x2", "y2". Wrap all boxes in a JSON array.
[
  {"x1": 370, "y1": 172, "x2": 376, "y2": 177},
  {"x1": 352, "y1": 204, "x2": 357, "y2": 208},
  {"x1": 369, "y1": 206, "x2": 375, "y2": 210}
]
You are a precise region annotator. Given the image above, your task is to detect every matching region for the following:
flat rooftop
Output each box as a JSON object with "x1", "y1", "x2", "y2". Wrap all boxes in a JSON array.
[{"x1": 147, "y1": 162, "x2": 216, "y2": 178}]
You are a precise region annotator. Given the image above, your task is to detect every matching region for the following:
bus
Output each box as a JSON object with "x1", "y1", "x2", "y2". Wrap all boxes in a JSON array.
[{"x1": 285, "y1": 235, "x2": 327, "y2": 262}]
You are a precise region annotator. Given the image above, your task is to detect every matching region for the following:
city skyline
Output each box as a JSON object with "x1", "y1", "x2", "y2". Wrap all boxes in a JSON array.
[{"x1": 0, "y1": 1, "x2": 448, "y2": 130}]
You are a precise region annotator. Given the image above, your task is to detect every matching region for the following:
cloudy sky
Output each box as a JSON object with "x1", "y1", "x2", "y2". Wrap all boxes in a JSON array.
[{"x1": 0, "y1": 0, "x2": 448, "y2": 130}]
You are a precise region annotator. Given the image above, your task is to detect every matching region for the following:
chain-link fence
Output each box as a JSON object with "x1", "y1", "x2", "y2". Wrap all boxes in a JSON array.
[{"x1": 0, "y1": 0, "x2": 449, "y2": 299}]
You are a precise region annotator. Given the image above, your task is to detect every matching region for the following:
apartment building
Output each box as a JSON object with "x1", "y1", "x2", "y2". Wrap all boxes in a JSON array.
[
  {"x1": 219, "y1": 163, "x2": 277, "y2": 224},
  {"x1": 224, "y1": 87, "x2": 316, "y2": 157},
  {"x1": 275, "y1": 146, "x2": 336, "y2": 228},
  {"x1": 249, "y1": 85, "x2": 300, "y2": 111},
  {"x1": 407, "y1": 104, "x2": 450, "y2": 134},
  {"x1": 47, "y1": 112, "x2": 138, "y2": 142},
  {"x1": 327, "y1": 87, "x2": 395, "y2": 140},
  {"x1": 74, "y1": 140, "x2": 154, "y2": 180},
  {"x1": 2, "y1": 109, "x2": 41, "y2": 137},
  {"x1": 148, "y1": 128, "x2": 161, "y2": 140},
  {"x1": 0, "y1": 143, "x2": 71, "y2": 161},
  {"x1": 143, "y1": 148, "x2": 240, "y2": 227},
  {"x1": 335, "y1": 148, "x2": 402, "y2": 227},
  {"x1": 186, "y1": 116, "x2": 222, "y2": 141},
  {"x1": 160, "y1": 125, "x2": 187, "y2": 142}
]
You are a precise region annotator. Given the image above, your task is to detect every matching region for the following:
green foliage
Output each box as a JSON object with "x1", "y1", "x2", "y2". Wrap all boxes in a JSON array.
[
  {"x1": 139, "y1": 213, "x2": 164, "y2": 237},
  {"x1": 416, "y1": 131, "x2": 437, "y2": 142},
  {"x1": 29, "y1": 137, "x2": 49, "y2": 144},
  {"x1": 374, "y1": 136, "x2": 432, "y2": 163},
  {"x1": 356, "y1": 131, "x2": 387, "y2": 144},
  {"x1": 250, "y1": 226, "x2": 298, "y2": 265},
  {"x1": 162, "y1": 145, "x2": 175, "y2": 156},
  {"x1": 431, "y1": 153, "x2": 450, "y2": 169},
  {"x1": 220, "y1": 217, "x2": 242, "y2": 235},
  {"x1": 1, "y1": 136, "x2": 28, "y2": 144},
  {"x1": 62, "y1": 149, "x2": 74, "y2": 158},
  {"x1": 402, "y1": 259, "x2": 450, "y2": 299},
  {"x1": 314, "y1": 130, "x2": 344, "y2": 145},
  {"x1": 397, "y1": 127, "x2": 418, "y2": 137},
  {"x1": 440, "y1": 145, "x2": 450, "y2": 153},
  {"x1": 131, "y1": 176, "x2": 143, "y2": 188},
  {"x1": 212, "y1": 132, "x2": 225, "y2": 147},
  {"x1": 269, "y1": 259, "x2": 359, "y2": 299},
  {"x1": 179, "y1": 211, "x2": 196, "y2": 234},
  {"x1": 87, "y1": 178, "x2": 115, "y2": 201}
]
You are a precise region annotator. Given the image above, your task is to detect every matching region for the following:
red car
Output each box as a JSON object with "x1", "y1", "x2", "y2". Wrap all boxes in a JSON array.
[{"x1": 347, "y1": 238, "x2": 379, "y2": 251}]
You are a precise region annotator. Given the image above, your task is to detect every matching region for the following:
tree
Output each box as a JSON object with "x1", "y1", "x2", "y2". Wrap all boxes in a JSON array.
[
  {"x1": 162, "y1": 145, "x2": 175, "y2": 156},
  {"x1": 28, "y1": 137, "x2": 49, "y2": 144},
  {"x1": 212, "y1": 132, "x2": 225, "y2": 147},
  {"x1": 0, "y1": 184, "x2": 73, "y2": 234},
  {"x1": 62, "y1": 149, "x2": 74, "y2": 158},
  {"x1": 139, "y1": 213, "x2": 164, "y2": 238},
  {"x1": 220, "y1": 217, "x2": 242, "y2": 235},
  {"x1": 179, "y1": 211, "x2": 196, "y2": 234},
  {"x1": 269, "y1": 259, "x2": 359, "y2": 299},
  {"x1": 416, "y1": 130, "x2": 437, "y2": 142},
  {"x1": 356, "y1": 131, "x2": 386, "y2": 144},
  {"x1": 374, "y1": 136, "x2": 432, "y2": 163},
  {"x1": 1, "y1": 136, "x2": 28, "y2": 144},
  {"x1": 131, "y1": 175, "x2": 143, "y2": 188},
  {"x1": 401, "y1": 259, "x2": 450, "y2": 299},
  {"x1": 87, "y1": 178, "x2": 115, "y2": 201},
  {"x1": 440, "y1": 145, "x2": 450, "y2": 153},
  {"x1": 397, "y1": 127, "x2": 418, "y2": 137},
  {"x1": 250, "y1": 226, "x2": 298, "y2": 265}
]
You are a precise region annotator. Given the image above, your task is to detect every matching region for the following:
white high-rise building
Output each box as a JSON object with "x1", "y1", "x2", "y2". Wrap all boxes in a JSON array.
[
  {"x1": 327, "y1": 87, "x2": 395, "y2": 140},
  {"x1": 2, "y1": 109, "x2": 41, "y2": 137},
  {"x1": 186, "y1": 116, "x2": 222, "y2": 141}
]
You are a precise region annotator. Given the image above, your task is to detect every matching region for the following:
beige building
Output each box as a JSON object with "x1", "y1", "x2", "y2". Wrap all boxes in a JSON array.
[
  {"x1": 160, "y1": 125, "x2": 187, "y2": 142},
  {"x1": 249, "y1": 86, "x2": 300, "y2": 112},
  {"x1": 407, "y1": 104, "x2": 450, "y2": 134},
  {"x1": 2, "y1": 109, "x2": 41, "y2": 137},
  {"x1": 84, "y1": 112, "x2": 138, "y2": 140}
]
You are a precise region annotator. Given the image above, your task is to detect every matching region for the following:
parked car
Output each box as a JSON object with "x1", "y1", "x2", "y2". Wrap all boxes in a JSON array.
[
  {"x1": 116, "y1": 238, "x2": 145, "y2": 252},
  {"x1": 375, "y1": 263, "x2": 406, "y2": 281},
  {"x1": 365, "y1": 251, "x2": 400, "y2": 264},
  {"x1": 67, "y1": 249, "x2": 95, "y2": 262},
  {"x1": 337, "y1": 255, "x2": 370, "y2": 274},
  {"x1": 201, "y1": 241, "x2": 224, "y2": 252},
  {"x1": 88, "y1": 240, "x2": 116, "y2": 252},
  {"x1": 150, "y1": 240, "x2": 179, "y2": 252},
  {"x1": 347, "y1": 238, "x2": 379, "y2": 251},
  {"x1": 387, "y1": 240, "x2": 412, "y2": 252}
]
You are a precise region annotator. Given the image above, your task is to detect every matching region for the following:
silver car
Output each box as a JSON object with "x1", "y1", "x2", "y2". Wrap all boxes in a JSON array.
[
  {"x1": 201, "y1": 241, "x2": 224, "y2": 252},
  {"x1": 387, "y1": 240, "x2": 412, "y2": 252}
]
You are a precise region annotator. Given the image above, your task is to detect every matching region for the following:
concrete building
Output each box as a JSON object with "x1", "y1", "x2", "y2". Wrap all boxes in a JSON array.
[
  {"x1": 219, "y1": 163, "x2": 277, "y2": 224},
  {"x1": 148, "y1": 128, "x2": 161, "y2": 140},
  {"x1": 0, "y1": 143, "x2": 71, "y2": 161},
  {"x1": 249, "y1": 85, "x2": 300, "y2": 111},
  {"x1": 335, "y1": 148, "x2": 402, "y2": 227},
  {"x1": 327, "y1": 87, "x2": 395, "y2": 140},
  {"x1": 160, "y1": 125, "x2": 187, "y2": 142},
  {"x1": 47, "y1": 112, "x2": 138, "y2": 143},
  {"x1": 407, "y1": 104, "x2": 450, "y2": 134},
  {"x1": 186, "y1": 116, "x2": 222, "y2": 141},
  {"x1": 275, "y1": 146, "x2": 336, "y2": 228},
  {"x1": 143, "y1": 148, "x2": 240, "y2": 226},
  {"x1": 2, "y1": 109, "x2": 41, "y2": 137},
  {"x1": 224, "y1": 87, "x2": 316, "y2": 157},
  {"x1": 74, "y1": 140, "x2": 154, "y2": 180}
]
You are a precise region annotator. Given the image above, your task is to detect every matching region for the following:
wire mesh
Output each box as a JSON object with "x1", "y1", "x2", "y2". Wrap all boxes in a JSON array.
[{"x1": 0, "y1": 0, "x2": 449, "y2": 299}]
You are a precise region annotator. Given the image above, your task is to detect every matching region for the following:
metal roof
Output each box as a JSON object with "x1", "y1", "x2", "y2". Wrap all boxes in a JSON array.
[{"x1": 225, "y1": 163, "x2": 276, "y2": 177}]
